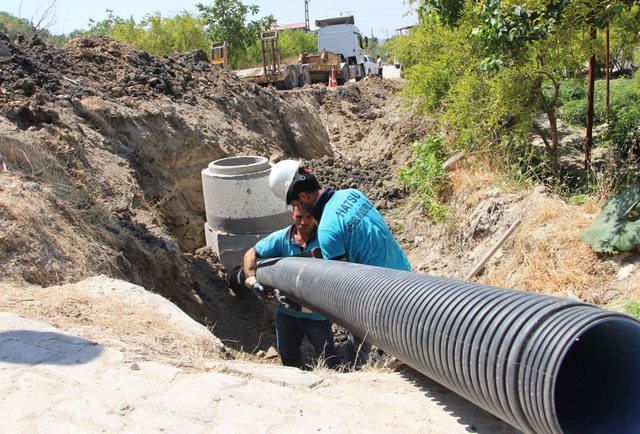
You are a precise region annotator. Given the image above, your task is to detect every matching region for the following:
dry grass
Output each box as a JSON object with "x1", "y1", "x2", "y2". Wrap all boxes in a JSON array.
[
  {"x1": 481, "y1": 195, "x2": 615, "y2": 303},
  {"x1": 421, "y1": 152, "x2": 632, "y2": 305},
  {"x1": 0, "y1": 280, "x2": 226, "y2": 370},
  {"x1": 0, "y1": 172, "x2": 119, "y2": 285},
  {"x1": 447, "y1": 155, "x2": 503, "y2": 200}
]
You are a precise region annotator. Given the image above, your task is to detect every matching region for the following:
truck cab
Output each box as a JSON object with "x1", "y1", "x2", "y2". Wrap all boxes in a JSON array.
[{"x1": 315, "y1": 16, "x2": 367, "y2": 81}]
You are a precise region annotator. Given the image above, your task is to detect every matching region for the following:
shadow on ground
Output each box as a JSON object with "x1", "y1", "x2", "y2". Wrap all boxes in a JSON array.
[
  {"x1": 0, "y1": 330, "x2": 103, "y2": 365},
  {"x1": 399, "y1": 366, "x2": 518, "y2": 434}
]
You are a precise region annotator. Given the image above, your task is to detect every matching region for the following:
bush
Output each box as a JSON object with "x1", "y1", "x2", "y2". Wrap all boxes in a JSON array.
[
  {"x1": 395, "y1": 20, "x2": 479, "y2": 114},
  {"x1": 404, "y1": 62, "x2": 454, "y2": 113},
  {"x1": 559, "y1": 78, "x2": 639, "y2": 132},
  {"x1": 557, "y1": 77, "x2": 640, "y2": 154},
  {"x1": 561, "y1": 98, "x2": 591, "y2": 126},
  {"x1": 604, "y1": 105, "x2": 640, "y2": 153},
  {"x1": 625, "y1": 301, "x2": 640, "y2": 320},
  {"x1": 397, "y1": 136, "x2": 449, "y2": 222},
  {"x1": 81, "y1": 11, "x2": 210, "y2": 57},
  {"x1": 556, "y1": 78, "x2": 587, "y2": 106}
]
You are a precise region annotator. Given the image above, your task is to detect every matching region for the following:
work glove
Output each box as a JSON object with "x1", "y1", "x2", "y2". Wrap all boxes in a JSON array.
[
  {"x1": 245, "y1": 276, "x2": 267, "y2": 299},
  {"x1": 273, "y1": 289, "x2": 300, "y2": 311}
]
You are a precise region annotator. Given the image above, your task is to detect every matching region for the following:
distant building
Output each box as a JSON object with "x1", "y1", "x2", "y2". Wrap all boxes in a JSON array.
[
  {"x1": 272, "y1": 22, "x2": 307, "y2": 32},
  {"x1": 394, "y1": 25, "x2": 415, "y2": 36}
]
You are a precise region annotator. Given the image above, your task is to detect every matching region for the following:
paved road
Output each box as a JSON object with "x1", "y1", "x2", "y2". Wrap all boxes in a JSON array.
[{"x1": 382, "y1": 64, "x2": 403, "y2": 80}]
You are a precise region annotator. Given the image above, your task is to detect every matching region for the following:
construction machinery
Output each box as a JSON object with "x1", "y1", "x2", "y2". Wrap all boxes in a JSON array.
[
  {"x1": 232, "y1": 15, "x2": 373, "y2": 89},
  {"x1": 233, "y1": 31, "x2": 344, "y2": 89},
  {"x1": 210, "y1": 41, "x2": 227, "y2": 69},
  {"x1": 315, "y1": 15, "x2": 369, "y2": 82}
]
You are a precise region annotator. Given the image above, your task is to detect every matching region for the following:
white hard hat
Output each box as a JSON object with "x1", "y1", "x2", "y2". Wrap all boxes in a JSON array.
[{"x1": 269, "y1": 159, "x2": 302, "y2": 202}]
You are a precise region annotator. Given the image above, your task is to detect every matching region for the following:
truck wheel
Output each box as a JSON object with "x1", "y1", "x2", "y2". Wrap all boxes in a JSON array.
[
  {"x1": 283, "y1": 65, "x2": 298, "y2": 90},
  {"x1": 337, "y1": 64, "x2": 349, "y2": 85},
  {"x1": 355, "y1": 65, "x2": 365, "y2": 81},
  {"x1": 300, "y1": 66, "x2": 312, "y2": 86}
]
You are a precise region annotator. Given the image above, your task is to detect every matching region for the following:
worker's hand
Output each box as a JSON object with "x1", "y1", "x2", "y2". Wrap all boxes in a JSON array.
[
  {"x1": 273, "y1": 289, "x2": 300, "y2": 311},
  {"x1": 310, "y1": 247, "x2": 323, "y2": 259},
  {"x1": 245, "y1": 276, "x2": 266, "y2": 299}
]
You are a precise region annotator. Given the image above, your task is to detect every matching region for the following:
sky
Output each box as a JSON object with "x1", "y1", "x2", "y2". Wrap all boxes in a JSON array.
[{"x1": 2, "y1": 0, "x2": 418, "y2": 38}]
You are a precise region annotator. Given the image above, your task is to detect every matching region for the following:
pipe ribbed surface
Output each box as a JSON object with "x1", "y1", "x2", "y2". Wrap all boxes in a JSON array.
[{"x1": 256, "y1": 257, "x2": 640, "y2": 434}]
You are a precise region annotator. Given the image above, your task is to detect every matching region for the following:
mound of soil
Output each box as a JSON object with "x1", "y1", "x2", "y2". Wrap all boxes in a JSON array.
[{"x1": 0, "y1": 35, "x2": 336, "y2": 355}]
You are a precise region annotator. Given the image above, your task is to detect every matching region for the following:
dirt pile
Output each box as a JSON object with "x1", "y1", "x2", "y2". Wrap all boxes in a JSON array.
[
  {"x1": 0, "y1": 35, "x2": 339, "y2": 355},
  {"x1": 314, "y1": 76, "x2": 434, "y2": 168},
  {"x1": 0, "y1": 35, "x2": 439, "y2": 360}
]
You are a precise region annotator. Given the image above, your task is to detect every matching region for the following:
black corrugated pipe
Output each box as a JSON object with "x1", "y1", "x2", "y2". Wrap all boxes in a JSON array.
[{"x1": 256, "y1": 257, "x2": 640, "y2": 434}]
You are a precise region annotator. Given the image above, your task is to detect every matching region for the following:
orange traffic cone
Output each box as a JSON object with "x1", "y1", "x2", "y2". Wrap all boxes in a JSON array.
[{"x1": 328, "y1": 69, "x2": 338, "y2": 87}]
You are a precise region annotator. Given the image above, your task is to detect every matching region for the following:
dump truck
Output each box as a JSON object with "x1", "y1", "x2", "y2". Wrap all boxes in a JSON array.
[
  {"x1": 230, "y1": 15, "x2": 370, "y2": 89},
  {"x1": 315, "y1": 15, "x2": 370, "y2": 82},
  {"x1": 233, "y1": 31, "x2": 345, "y2": 89}
]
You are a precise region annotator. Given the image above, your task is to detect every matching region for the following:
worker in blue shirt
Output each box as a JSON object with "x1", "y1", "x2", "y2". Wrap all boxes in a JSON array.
[
  {"x1": 240, "y1": 203, "x2": 341, "y2": 370},
  {"x1": 268, "y1": 160, "x2": 411, "y2": 368}
]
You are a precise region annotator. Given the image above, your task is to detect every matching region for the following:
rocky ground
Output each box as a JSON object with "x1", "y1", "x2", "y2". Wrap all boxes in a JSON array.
[{"x1": 1, "y1": 34, "x2": 639, "y2": 432}]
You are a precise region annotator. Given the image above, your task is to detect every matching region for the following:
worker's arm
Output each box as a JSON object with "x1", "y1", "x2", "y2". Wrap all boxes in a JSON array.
[
  {"x1": 243, "y1": 247, "x2": 258, "y2": 279},
  {"x1": 243, "y1": 247, "x2": 264, "y2": 293}
]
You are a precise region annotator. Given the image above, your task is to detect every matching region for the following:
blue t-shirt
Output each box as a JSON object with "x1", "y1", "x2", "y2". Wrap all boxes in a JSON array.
[
  {"x1": 317, "y1": 189, "x2": 411, "y2": 271},
  {"x1": 255, "y1": 225, "x2": 327, "y2": 320}
]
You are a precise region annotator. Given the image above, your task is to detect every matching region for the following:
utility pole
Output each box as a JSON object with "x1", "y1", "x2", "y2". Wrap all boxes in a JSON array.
[{"x1": 305, "y1": 0, "x2": 310, "y2": 32}]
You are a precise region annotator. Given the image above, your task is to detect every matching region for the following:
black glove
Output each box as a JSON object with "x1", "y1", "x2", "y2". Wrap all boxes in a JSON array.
[{"x1": 226, "y1": 266, "x2": 247, "y2": 296}]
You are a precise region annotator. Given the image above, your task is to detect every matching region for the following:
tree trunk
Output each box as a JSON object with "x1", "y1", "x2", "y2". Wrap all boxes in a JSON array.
[
  {"x1": 585, "y1": 26, "x2": 597, "y2": 172},
  {"x1": 606, "y1": 26, "x2": 610, "y2": 125},
  {"x1": 535, "y1": 71, "x2": 560, "y2": 177},
  {"x1": 548, "y1": 107, "x2": 559, "y2": 173}
]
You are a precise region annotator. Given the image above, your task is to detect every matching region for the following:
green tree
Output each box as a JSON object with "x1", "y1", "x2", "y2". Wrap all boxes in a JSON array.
[
  {"x1": 196, "y1": 0, "x2": 273, "y2": 68},
  {"x1": 81, "y1": 10, "x2": 209, "y2": 56},
  {"x1": 0, "y1": 12, "x2": 35, "y2": 39},
  {"x1": 0, "y1": 10, "x2": 68, "y2": 47},
  {"x1": 414, "y1": 0, "x2": 465, "y2": 26},
  {"x1": 81, "y1": 10, "x2": 141, "y2": 39},
  {"x1": 278, "y1": 29, "x2": 317, "y2": 60},
  {"x1": 606, "y1": 6, "x2": 640, "y2": 72},
  {"x1": 402, "y1": 0, "x2": 639, "y2": 181}
]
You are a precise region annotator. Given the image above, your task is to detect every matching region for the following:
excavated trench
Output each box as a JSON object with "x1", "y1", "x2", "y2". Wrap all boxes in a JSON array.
[
  {"x1": 102, "y1": 94, "x2": 420, "y2": 363},
  {"x1": 0, "y1": 35, "x2": 432, "y2": 360}
]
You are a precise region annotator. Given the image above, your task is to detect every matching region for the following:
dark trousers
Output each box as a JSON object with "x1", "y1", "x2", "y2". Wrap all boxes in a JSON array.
[
  {"x1": 344, "y1": 332, "x2": 371, "y2": 369},
  {"x1": 276, "y1": 312, "x2": 340, "y2": 369}
]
